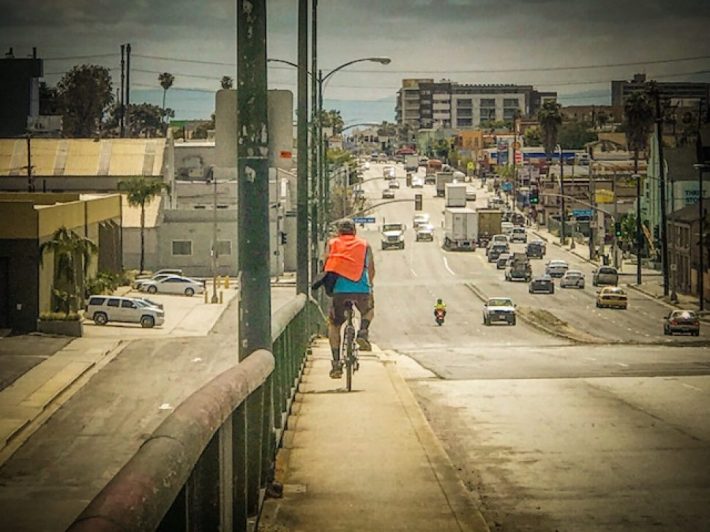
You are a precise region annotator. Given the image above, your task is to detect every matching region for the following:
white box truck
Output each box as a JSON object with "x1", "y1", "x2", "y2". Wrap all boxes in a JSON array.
[
  {"x1": 404, "y1": 154, "x2": 418, "y2": 172},
  {"x1": 435, "y1": 172, "x2": 455, "y2": 197},
  {"x1": 445, "y1": 183, "x2": 467, "y2": 208},
  {"x1": 444, "y1": 207, "x2": 477, "y2": 251}
]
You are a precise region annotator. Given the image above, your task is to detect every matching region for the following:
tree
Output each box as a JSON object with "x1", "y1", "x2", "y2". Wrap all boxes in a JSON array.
[
  {"x1": 119, "y1": 177, "x2": 171, "y2": 273},
  {"x1": 192, "y1": 114, "x2": 216, "y2": 139},
  {"x1": 433, "y1": 138, "x2": 452, "y2": 161},
  {"x1": 39, "y1": 226, "x2": 98, "y2": 313},
  {"x1": 320, "y1": 109, "x2": 344, "y2": 135},
  {"x1": 39, "y1": 82, "x2": 60, "y2": 115},
  {"x1": 221, "y1": 76, "x2": 234, "y2": 90},
  {"x1": 619, "y1": 213, "x2": 637, "y2": 252},
  {"x1": 623, "y1": 91, "x2": 654, "y2": 170},
  {"x1": 558, "y1": 121, "x2": 597, "y2": 149},
  {"x1": 125, "y1": 103, "x2": 172, "y2": 138},
  {"x1": 57, "y1": 65, "x2": 113, "y2": 137},
  {"x1": 158, "y1": 72, "x2": 175, "y2": 131},
  {"x1": 524, "y1": 126, "x2": 542, "y2": 146},
  {"x1": 538, "y1": 100, "x2": 562, "y2": 156}
]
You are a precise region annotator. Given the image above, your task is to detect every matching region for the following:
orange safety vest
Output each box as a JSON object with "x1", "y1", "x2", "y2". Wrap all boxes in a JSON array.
[{"x1": 324, "y1": 235, "x2": 367, "y2": 282}]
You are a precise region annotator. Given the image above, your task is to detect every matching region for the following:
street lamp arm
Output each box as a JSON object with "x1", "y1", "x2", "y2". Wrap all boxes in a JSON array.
[
  {"x1": 267, "y1": 58, "x2": 313, "y2": 78},
  {"x1": 322, "y1": 57, "x2": 391, "y2": 83}
]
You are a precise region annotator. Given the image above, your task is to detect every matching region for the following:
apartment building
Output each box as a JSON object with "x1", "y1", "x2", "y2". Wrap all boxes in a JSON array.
[
  {"x1": 396, "y1": 78, "x2": 556, "y2": 131},
  {"x1": 611, "y1": 73, "x2": 710, "y2": 108}
]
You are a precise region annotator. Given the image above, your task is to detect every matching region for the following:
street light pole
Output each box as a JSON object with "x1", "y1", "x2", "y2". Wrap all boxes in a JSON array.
[
  {"x1": 310, "y1": 0, "x2": 320, "y2": 285},
  {"x1": 211, "y1": 175, "x2": 219, "y2": 303},
  {"x1": 654, "y1": 92, "x2": 669, "y2": 296},
  {"x1": 558, "y1": 144, "x2": 566, "y2": 244},
  {"x1": 295, "y1": 0, "x2": 309, "y2": 295},
  {"x1": 694, "y1": 164, "x2": 707, "y2": 311}
]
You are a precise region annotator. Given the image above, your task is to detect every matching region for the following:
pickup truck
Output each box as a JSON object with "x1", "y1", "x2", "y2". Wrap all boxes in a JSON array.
[{"x1": 381, "y1": 222, "x2": 406, "y2": 250}]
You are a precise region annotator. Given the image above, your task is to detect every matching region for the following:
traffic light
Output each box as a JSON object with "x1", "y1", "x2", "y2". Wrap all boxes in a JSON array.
[
  {"x1": 414, "y1": 194, "x2": 423, "y2": 211},
  {"x1": 614, "y1": 222, "x2": 622, "y2": 238},
  {"x1": 529, "y1": 188, "x2": 539, "y2": 205},
  {"x1": 653, "y1": 225, "x2": 660, "y2": 242}
]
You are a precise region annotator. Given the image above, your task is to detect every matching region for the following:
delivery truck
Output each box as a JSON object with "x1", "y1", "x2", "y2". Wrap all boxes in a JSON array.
[
  {"x1": 435, "y1": 172, "x2": 455, "y2": 197},
  {"x1": 445, "y1": 183, "x2": 467, "y2": 208},
  {"x1": 404, "y1": 154, "x2": 419, "y2": 172},
  {"x1": 443, "y1": 207, "x2": 477, "y2": 251},
  {"x1": 475, "y1": 208, "x2": 503, "y2": 247}
]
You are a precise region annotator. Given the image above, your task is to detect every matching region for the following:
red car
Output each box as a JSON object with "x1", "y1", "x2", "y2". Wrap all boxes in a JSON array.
[{"x1": 663, "y1": 310, "x2": 700, "y2": 336}]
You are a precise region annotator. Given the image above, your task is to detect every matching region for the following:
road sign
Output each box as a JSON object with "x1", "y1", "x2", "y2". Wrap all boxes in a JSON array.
[
  {"x1": 595, "y1": 189, "x2": 614, "y2": 204},
  {"x1": 572, "y1": 209, "x2": 592, "y2": 218},
  {"x1": 501, "y1": 182, "x2": 513, "y2": 192},
  {"x1": 353, "y1": 216, "x2": 375, "y2": 224}
]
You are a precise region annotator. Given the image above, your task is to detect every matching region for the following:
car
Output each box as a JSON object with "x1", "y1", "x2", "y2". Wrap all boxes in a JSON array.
[
  {"x1": 413, "y1": 213, "x2": 431, "y2": 228},
  {"x1": 381, "y1": 222, "x2": 406, "y2": 250},
  {"x1": 86, "y1": 295, "x2": 165, "y2": 328},
  {"x1": 496, "y1": 253, "x2": 511, "y2": 269},
  {"x1": 482, "y1": 297, "x2": 517, "y2": 326},
  {"x1": 526, "y1": 241, "x2": 545, "y2": 259},
  {"x1": 415, "y1": 224, "x2": 434, "y2": 242},
  {"x1": 486, "y1": 234, "x2": 508, "y2": 255},
  {"x1": 132, "y1": 297, "x2": 165, "y2": 310},
  {"x1": 382, "y1": 189, "x2": 395, "y2": 199},
  {"x1": 132, "y1": 270, "x2": 183, "y2": 289},
  {"x1": 663, "y1": 310, "x2": 700, "y2": 336},
  {"x1": 509, "y1": 227, "x2": 527, "y2": 243},
  {"x1": 592, "y1": 266, "x2": 619, "y2": 286},
  {"x1": 596, "y1": 286, "x2": 628, "y2": 309},
  {"x1": 388, "y1": 180, "x2": 400, "y2": 189},
  {"x1": 529, "y1": 275, "x2": 555, "y2": 294},
  {"x1": 501, "y1": 221, "x2": 514, "y2": 235},
  {"x1": 511, "y1": 213, "x2": 525, "y2": 226},
  {"x1": 411, "y1": 177, "x2": 425, "y2": 188},
  {"x1": 560, "y1": 270, "x2": 585, "y2": 289},
  {"x1": 488, "y1": 243, "x2": 510, "y2": 262},
  {"x1": 505, "y1": 261, "x2": 532, "y2": 282},
  {"x1": 140, "y1": 275, "x2": 205, "y2": 296},
  {"x1": 465, "y1": 189, "x2": 477, "y2": 202},
  {"x1": 545, "y1": 259, "x2": 569, "y2": 278},
  {"x1": 382, "y1": 165, "x2": 396, "y2": 179}
]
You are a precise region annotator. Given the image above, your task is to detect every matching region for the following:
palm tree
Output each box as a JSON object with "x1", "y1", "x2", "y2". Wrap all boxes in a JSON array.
[
  {"x1": 158, "y1": 72, "x2": 175, "y2": 133},
  {"x1": 623, "y1": 90, "x2": 654, "y2": 284},
  {"x1": 220, "y1": 76, "x2": 233, "y2": 90},
  {"x1": 119, "y1": 177, "x2": 171, "y2": 273},
  {"x1": 538, "y1": 100, "x2": 562, "y2": 157},
  {"x1": 39, "y1": 227, "x2": 98, "y2": 313}
]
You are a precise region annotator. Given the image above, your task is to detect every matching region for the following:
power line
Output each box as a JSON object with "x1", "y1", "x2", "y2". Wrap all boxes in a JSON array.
[{"x1": 44, "y1": 53, "x2": 117, "y2": 61}]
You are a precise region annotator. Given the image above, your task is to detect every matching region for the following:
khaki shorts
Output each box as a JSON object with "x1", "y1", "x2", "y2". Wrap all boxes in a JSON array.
[{"x1": 329, "y1": 293, "x2": 372, "y2": 326}]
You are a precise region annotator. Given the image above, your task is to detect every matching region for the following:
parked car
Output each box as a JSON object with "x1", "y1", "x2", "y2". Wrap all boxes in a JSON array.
[
  {"x1": 663, "y1": 310, "x2": 700, "y2": 336},
  {"x1": 560, "y1": 270, "x2": 585, "y2": 289},
  {"x1": 545, "y1": 259, "x2": 569, "y2": 278},
  {"x1": 509, "y1": 227, "x2": 527, "y2": 243},
  {"x1": 592, "y1": 266, "x2": 619, "y2": 286},
  {"x1": 382, "y1": 189, "x2": 395, "y2": 199},
  {"x1": 415, "y1": 224, "x2": 434, "y2": 242},
  {"x1": 596, "y1": 286, "x2": 628, "y2": 309},
  {"x1": 140, "y1": 276, "x2": 205, "y2": 296},
  {"x1": 496, "y1": 253, "x2": 511, "y2": 269},
  {"x1": 86, "y1": 296, "x2": 165, "y2": 328},
  {"x1": 131, "y1": 297, "x2": 165, "y2": 310},
  {"x1": 133, "y1": 271, "x2": 183, "y2": 289},
  {"x1": 482, "y1": 297, "x2": 517, "y2": 326},
  {"x1": 529, "y1": 275, "x2": 555, "y2": 294}
]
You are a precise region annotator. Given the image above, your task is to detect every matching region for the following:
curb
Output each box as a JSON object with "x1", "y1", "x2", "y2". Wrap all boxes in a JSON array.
[
  {"x1": 625, "y1": 283, "x2": 710, "y2": 324},
  {"x1": 377, "y1": 346, "x2": 490, "y2": 532}
]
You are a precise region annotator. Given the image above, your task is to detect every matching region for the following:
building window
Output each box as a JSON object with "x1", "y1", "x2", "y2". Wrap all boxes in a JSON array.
[
  {"x1": 503, "y1": 98, "x2": 520, "y2": 107},
  {"x1": 215, "y1": 240, "x2": 232, "y2": 256},
  {"x1": 172, "y1": 240, "x2": 193, "y2": 256},
  {"x1": 480, "y1": 98, "x2": 496, "y2": 108}
]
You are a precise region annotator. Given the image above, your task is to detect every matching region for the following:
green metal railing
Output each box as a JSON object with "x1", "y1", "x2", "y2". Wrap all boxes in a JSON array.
[{"x1": 67, "y1": 294, "x2": 324, "y2": 532}]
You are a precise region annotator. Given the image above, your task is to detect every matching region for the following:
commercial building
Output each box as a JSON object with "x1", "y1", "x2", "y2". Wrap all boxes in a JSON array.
[
  {"x1": 0, "y1": 193, "x2": 121, "y2": 332},
  {"x1": 0, "y1": 48, "x2": 43, "y2": 138},
  {"x1": 396, "y1": 78, "x2": 556, "y2": 131},
  {"x1": 611, "y1": 73, "x2": 710, "y2": 108},
  {"x1": 667, "y1": 199, "x2": 709, "y2": 301}
]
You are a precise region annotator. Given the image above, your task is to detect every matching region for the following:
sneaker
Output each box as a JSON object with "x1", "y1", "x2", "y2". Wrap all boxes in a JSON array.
[
  {"x1": 329, "y1": 361, "x2": 343, "y2": 379},
  {"x1": 356, "y1": 329, "x2": 371, "y2": 351}
]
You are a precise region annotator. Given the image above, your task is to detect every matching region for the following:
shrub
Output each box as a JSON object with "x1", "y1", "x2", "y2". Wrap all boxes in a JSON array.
[
  {"x1": 40, "y1": 312, "x2": 81, "y2": 321},
  {"x1": 87, "y1": 271, "x2": 120, "y2": 295}
]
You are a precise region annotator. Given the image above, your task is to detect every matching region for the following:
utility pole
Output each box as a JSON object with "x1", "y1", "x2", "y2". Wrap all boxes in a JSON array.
[
  {"x1": 318, "y1": 70, "x2": 327, "y2": 232},
  {"x1": 696, "y1": 164, "x2": 707, "y2": 311},
  {"x1": 310, "y1": 0, "x2": 320, "y2": 283},
  {"x1": 125, "y1": 43, "x2": 131, "y2": 134},
  {"x1": 612, "y1": 173, "x2": 619, "y2": 269},
  {"x1": 634, "y1": 155, "x2": 642, "y2": 285},
  {"x1": 211, "y1": 173, "x2": 219, "y2": 304},
  {"x1": 512, "y1": 112, "x2": 518, "y2": 212},
  {"x1": 237, "y1": 0, "x2": 271, "y2": 360},
  {"x1": 120, "y1": 44, "x2": 125, "y2": 138},
  {"x1": 654, "y1": 91, "x2": 669, "y2": 296},
  {"x1": 295, "y1": 0, "x2": 309, "y2": 295},
  {"x1": 26, "y1": 133, "x2": 34, "y2": 192},
  {"x1": 559, "y1": 145, "x2": 566, "y2": 244}
]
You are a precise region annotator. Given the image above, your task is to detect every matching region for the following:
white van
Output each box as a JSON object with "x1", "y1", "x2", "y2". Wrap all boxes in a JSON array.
[
  {"x1": 86, "y1": 296, "x2": 165, "y2": 328},
  {"x1": 501, "y1": 221, "x2": 514, "y2": 235}
]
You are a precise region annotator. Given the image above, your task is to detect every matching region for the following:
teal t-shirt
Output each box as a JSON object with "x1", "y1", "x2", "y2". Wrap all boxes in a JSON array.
[{"x1": 333, "y1": 247, "x2": 371, "y2": 294}]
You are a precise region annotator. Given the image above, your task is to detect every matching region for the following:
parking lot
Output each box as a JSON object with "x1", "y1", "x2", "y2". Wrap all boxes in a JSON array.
[{"x1": 82, "y1": 283, "x2": 239, "y2": 339}]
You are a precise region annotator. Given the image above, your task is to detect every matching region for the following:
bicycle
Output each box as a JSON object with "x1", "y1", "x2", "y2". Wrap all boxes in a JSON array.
[{"x1": 341, "y1": 300, "x2": 360, "y2": 392}]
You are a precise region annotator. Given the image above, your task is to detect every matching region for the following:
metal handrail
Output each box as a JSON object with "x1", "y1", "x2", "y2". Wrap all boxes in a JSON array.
[{"x1": 66, "y1": 295, "x2": 323, "y2": 532}]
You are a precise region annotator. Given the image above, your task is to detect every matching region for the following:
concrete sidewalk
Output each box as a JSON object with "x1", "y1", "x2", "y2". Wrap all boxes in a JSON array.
[{"x1": 260, "y1": 339, "x2": 488, "y2": 532}]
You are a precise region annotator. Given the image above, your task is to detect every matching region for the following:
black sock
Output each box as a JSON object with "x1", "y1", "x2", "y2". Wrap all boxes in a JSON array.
[{"x1": 331, "y1": 348, "x2": 340, "y2": 361}]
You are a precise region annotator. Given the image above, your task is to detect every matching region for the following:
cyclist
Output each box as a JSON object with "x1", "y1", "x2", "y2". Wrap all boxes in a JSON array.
[
  {"x1": 433, "y1": 298, "x2": 447, "y2": 318},
  {"x1": 323, "y1": 219, "x2": 375, "y2": 379}
]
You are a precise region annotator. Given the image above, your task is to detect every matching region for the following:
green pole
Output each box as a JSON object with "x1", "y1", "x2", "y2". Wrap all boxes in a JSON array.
[
  {"x1": 237, "y1": 0, "x2": 271, "y2": 360},
  {"x1": 310, "y1": 0, "x2": 320, "y2": 281},
  {"x1": 319, "y1": 70, "x2": 328, "y2": 232},
  {"x1": 296, "y1": 0, "x2": 309, "y2": 295}
]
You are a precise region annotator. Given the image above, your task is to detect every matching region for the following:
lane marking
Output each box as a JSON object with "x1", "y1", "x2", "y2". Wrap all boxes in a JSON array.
[
  {"x1": 681, "y1": 383, "x2": 703, "y2": 392},
  {"x1": 615, "y1": 362, "x2": 629, "y2": 368},
  {"x1": 584, "y1": 356, "x2": 597, "y2": 361},
  {"x1": 443, "y1": 257, "x2": 456, "y2": 276},
  {"x1": 410, "y1": 267, "x2": 418, "y2": 278}
]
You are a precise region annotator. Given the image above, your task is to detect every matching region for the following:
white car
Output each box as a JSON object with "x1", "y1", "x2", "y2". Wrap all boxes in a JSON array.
[
  {"x1": 509, "y1": 227, "x2": 527, "y2": 243},
  {"x1": 411, "y1": 177, "x2": 425, "y2": 188},
  {"x1": 132, "y1": 271, "x2": 183, "y2": 289},
  {"x1": 501, "y1": 221, "x2": 514, "y2": 235},
  {"x1": 545, "y1": 259, "x2": 569, "y2": 278},
  {"x1": 413, "y1": 213, "x2": 431, "y2": 228},
  {"x1": 560, "y1": 270, "x2": 585, "y2": 289},
  {"x1": 86, "y1": 295, "x2": 165, "y2": 328},
  {"x1": 482, "y1": 297, "x2": 516, "y2": 326},
  {"x1": 140, "y1": 275, "x2": 205, "y2": 296}
]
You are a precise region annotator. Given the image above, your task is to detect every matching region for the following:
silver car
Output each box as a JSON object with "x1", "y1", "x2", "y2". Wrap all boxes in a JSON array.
[
  {"x1": 140, "y1": 276, "x2": 205, "y2": 296},
  {"x1": 560, "y1": 270, "x2": 585, "y2": 288},
  {"x1": 545, "y1": 259, "x2": 569, "y2": 278},
  {"x1": 86, "y1": 296, "x2": 165, "y2": 328}
]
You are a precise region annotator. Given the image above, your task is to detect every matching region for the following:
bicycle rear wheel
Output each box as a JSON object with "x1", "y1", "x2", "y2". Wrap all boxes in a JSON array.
[{"x1": 344, "y1": 327, "x2": 354, "y2": 392}]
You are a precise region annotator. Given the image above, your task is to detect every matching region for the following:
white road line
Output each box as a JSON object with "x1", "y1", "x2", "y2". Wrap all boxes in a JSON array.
[
  {"x1": 443, "y1": 257, "x2": 456, "y2": 276},
  {"x1": 584, "y1": 356, "x2": 597, "y2": 361},
  {"x1": 410, "y1": 267, "x2": 418, "y2": 277},
  {"x1": 681, "y1": 383, "x2": 703, "y2": 392},
  {"x1": 615, "y1": 362, "x2": 629, "y2": 368}
]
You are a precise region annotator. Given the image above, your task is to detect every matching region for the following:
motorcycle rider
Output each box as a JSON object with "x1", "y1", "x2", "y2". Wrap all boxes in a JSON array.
[{"x1": 433, "y1": 298, "x2": 447, "y2": 318}]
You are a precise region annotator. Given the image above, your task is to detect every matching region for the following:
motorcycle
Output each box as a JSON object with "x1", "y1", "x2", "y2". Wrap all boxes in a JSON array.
[{"x1": 434, "y1": 308, "x2": 446, "y2": 326}]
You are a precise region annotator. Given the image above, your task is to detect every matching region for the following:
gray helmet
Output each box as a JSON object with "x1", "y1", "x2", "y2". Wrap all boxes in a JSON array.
[{"x1": 336, "y1": 218, "x2": 356, "y2": 235}]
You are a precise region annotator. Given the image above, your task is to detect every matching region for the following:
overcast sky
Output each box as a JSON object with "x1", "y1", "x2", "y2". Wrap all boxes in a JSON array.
[{"x1": 3, "y1": 0, "x2": 710, "y2": 109}]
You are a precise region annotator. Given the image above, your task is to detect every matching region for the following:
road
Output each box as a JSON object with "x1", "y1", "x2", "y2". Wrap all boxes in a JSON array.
[{"x1": 359, "y1": 161, "x2": 710, "y2": 531}]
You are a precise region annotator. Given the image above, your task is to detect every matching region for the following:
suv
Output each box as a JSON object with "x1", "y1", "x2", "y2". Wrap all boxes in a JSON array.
[
  {"x1": 86, "y1": 296, "x2": 165, "y2": 328},
  {"x1": 592, "y1": 266, "x2": 619, "y2": 286},
  {"x1": 381, "y1": 222, "x2": 406, "y2": 250},
  {"x1": 509, "y1": 227, "x2": 527, "y2": 243},
  {"x1": 526, "y1": 241, "x2": 545, "y2": 259}
]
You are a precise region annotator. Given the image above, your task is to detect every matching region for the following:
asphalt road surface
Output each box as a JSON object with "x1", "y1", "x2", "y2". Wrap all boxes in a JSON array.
[{"x1": 361, "y1": 162, "x2": 710, "y2": 531}]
